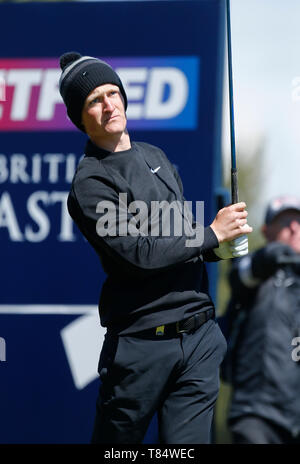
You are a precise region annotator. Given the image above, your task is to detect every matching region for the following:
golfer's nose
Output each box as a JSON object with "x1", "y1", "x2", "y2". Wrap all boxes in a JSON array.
[{"x1": 103, "y1": 95, "x2": 114, "y2": 111}]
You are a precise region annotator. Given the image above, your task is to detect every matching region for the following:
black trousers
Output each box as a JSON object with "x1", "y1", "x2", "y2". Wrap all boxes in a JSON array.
[
  {"x1": 230, "y1": 415, "x2": 300, "y2": 444},
  {"x1": 91, "y1": 318, "x2": 227, "y2": 444}
]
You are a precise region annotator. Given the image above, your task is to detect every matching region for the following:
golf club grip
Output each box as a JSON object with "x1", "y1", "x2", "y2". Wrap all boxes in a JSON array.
[{"x1": 231, "y1": 168, "x2": 238, "y2": 204}]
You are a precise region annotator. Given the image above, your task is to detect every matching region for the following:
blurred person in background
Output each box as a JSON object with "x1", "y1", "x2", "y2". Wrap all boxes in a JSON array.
[{"x1": 221, "y1": 195, "x2": 300, "y2": 444}]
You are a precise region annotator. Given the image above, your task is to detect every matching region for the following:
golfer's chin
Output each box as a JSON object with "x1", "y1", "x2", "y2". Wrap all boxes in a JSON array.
[{"x1": 102, "y1": 119, "x2": 126, "y2": 135}]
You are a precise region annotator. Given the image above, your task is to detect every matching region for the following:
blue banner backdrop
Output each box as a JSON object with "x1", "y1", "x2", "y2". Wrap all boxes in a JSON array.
[{"x1": 0, "y1": 0, "x2": 225, "y2": 443}]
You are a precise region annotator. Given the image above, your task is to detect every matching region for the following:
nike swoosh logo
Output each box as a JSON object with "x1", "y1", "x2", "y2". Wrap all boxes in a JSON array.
[{"x1": 150, "y1": 166, "x2": 161, "y2": 174}]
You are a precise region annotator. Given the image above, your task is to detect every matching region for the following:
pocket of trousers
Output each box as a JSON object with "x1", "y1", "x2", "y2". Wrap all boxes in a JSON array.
[{"x1": 98, "y1": 333, "x2": 120, "y2": 376}]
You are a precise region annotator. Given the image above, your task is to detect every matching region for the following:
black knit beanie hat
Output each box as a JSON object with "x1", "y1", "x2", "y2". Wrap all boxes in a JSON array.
[{"x1": 59, "y1": 52, "x2": 128, "y2": 132}]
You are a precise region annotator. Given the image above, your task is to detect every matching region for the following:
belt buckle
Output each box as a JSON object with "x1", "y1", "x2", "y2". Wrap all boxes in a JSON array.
[
  {"x1": 156, "y1": 325, "x2": 165, "y2": 336},
  {"x1": 176, "y1": 321, "x2": 188, "y2": 334}
]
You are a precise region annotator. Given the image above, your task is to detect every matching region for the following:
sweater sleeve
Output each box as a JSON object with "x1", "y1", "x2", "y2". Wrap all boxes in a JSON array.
[
  {"x1": 69, "y1": 174, "x2": 219, "y2": 273},
  {"x1": 167, "y1": 159, "x2": 221, "y2": 263}
]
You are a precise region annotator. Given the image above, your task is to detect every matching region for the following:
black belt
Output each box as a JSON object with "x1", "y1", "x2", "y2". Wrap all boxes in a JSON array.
[{"x1": 153, "y1": 308, "x2": 215, "y2": 337}]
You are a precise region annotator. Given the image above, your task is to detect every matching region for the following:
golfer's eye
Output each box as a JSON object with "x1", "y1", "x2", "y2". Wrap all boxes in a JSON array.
[{"x1": 89, "y1": 97, "x2": 100, "y2": 106}]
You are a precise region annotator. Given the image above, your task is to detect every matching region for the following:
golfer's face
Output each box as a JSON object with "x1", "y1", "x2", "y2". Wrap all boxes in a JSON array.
[{"x1": 82, "y1": 84, "x2": 127, "y2": 138}]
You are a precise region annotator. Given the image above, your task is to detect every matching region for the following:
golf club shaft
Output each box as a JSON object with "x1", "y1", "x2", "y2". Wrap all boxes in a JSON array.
[{"x1": 226, "y1": 0, "x2": 238, "y2": 204}]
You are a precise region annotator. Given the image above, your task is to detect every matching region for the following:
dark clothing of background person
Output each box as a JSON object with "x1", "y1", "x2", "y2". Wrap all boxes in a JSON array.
[{"x1": 223, "y1": 243, "x2": 300, "y2": 444}]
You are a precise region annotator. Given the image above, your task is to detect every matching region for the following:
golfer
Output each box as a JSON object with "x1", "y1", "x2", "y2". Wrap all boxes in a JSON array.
[{"x1": 59, "y1": 52, "x2": 252, "y2": 444}]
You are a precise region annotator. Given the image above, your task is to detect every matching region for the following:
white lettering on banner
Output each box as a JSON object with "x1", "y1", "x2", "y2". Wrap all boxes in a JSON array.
[
  {"x1": 25, "y1": 191, "x2": 50, "y2": 242},
  {"x1": 117, "y1": 67, "x2": 148, "y2": 119},
  {"x1": 0, "y1": 192, "x2": 23, "y2": 241},
  {"x1": 0, "y1": 67, "x2": 189, "y2": 122},
  {"x1": 0, "y1": 154, "x2": 9, "y2": 183},
  {"x1": 7, "y1": 69, "x2": 42, "y2": 120},
  {"x1": 65, "y1": 154, "x2": 77, "y2": 183},
  {"x1": 0, "y1": 190, "x2": 76, "y2": 243},
  {"x1": 0, "y1": 69, "x2": 61, "y2": 121},
  {"x1": 0, "y1": 153, "x2": 80, "y2": 243},
  {"x1": 37, "y1": 69, "x2": 61, "y2": 120},
  {"x1": 145, "y1": 68, "x2": 188, "y2": 119},
  {"x1": 0, "y1": 73, "x2": 5, "y2": 102},
  {"x1": 44, "y1": 153, "x2": 65, "y2": 183},
  {"x1": 32, "y1": 154, "x2": 42, "y2": 183},
  {"x1": 10, "y1": 154, "x2": 31, "y2": 183},
  {"x1": 50, "y1": 191, "x2": 74, "y2": 241},
  {"x1": 0, "y1": 153, "x2": 79, "y2": 184},
  {"x1": 118, "y1": 67, "x2": 188, "y2": 120}
]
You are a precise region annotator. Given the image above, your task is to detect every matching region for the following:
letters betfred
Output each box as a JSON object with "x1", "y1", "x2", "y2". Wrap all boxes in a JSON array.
[
  {"x1": 0, "y1": 57, "x2": 199, "y2": 243},
  {"x1": 0, "y1": 57, "x2": 199, "y2": 131}
]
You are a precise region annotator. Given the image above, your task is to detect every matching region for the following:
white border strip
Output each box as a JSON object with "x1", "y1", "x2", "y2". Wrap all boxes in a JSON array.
[{"x1": 0, "y1": 305, "x2": 97, "y2": 315}]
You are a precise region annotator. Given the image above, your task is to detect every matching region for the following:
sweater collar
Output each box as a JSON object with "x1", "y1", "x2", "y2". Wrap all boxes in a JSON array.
[
  {"x1": 84, "y1": 139, "x2": 111, "y2": 160},
  {"x1": 84, "y1": 138, "x2": 134, "y2": 160}
]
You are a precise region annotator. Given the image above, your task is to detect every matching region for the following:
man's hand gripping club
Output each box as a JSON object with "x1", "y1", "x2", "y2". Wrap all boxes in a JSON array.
[{"x1": 210, "y1": 202, "x2": 252, "y2": 259}]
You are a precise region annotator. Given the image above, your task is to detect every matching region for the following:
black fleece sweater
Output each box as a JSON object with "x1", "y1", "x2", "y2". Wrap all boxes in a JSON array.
[{"x1": 68, "y1": 139, "x2": 220, "y2": 334}]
